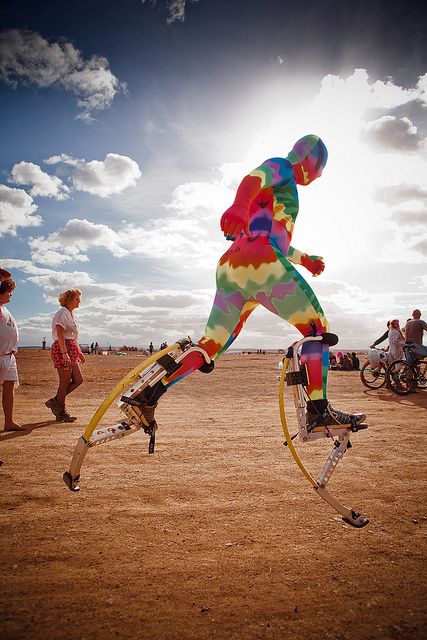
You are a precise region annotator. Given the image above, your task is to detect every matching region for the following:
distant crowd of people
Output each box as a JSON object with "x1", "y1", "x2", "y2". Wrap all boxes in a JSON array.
[{"x1": 329, "y1": 351, "x2": 360, "y2": 371}]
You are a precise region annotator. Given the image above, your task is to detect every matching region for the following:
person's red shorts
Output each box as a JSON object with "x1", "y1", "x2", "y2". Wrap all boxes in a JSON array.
[{"x1": 51, "y1": 339, "x2": 80, "y2": 369}]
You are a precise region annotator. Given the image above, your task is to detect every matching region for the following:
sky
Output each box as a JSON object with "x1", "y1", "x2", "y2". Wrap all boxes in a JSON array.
[{"x1": 1, "y1": 0, "x2": 427, "y2": 349}]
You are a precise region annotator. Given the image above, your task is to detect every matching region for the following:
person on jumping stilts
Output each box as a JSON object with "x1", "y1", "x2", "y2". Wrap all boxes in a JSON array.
[{"x1": 138, "y1": 135, "x2": 366, "y2": 431}]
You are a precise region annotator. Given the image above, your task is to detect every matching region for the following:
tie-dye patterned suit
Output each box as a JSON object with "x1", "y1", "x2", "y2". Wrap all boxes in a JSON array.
[{"x1": 167, "y1": 137, "x2": 330, "y2": 402}]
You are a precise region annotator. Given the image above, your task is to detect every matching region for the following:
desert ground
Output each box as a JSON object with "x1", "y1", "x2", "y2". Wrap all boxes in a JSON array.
[{"x1": 1, "y1": 349, "x2": 426, "y2": 640}]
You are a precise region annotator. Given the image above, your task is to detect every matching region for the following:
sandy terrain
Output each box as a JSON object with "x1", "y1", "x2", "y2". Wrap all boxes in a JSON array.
[{"x1": 1, "y1": 349, "x2": 426, "y2": 640}]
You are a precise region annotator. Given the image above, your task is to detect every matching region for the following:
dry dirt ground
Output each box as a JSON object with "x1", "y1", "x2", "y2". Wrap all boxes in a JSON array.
[{"x1": 1, "y1": 350, "x2": 426, "y2": 640}]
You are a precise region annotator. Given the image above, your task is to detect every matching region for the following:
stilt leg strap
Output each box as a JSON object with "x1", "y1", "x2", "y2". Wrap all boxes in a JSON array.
[{"x1": 156, "y1": 354, "x2": 183, "y2": 377}]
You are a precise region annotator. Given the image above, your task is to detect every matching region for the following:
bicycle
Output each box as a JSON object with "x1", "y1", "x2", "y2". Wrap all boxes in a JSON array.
[
  {"x1": 386, "y1": 346, "x2": 427, "y2": 395},
  {"x1": 360, "y1": 349, "x2": 388, "y2": 389}
]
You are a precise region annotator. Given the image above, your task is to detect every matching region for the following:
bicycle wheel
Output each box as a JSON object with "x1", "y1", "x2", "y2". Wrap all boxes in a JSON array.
[
  {"x1": 386, "y1": 360, "x2": 417, "y2": 395},
  {"x1": 416, "y1": 360, "x2": 427, "y2": 389},
  {"x1": 360, "y1": 361, "x2": 387, "y2": 389}
]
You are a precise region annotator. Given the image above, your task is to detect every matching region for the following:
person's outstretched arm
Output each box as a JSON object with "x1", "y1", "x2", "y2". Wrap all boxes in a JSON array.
[
  {"x1": 288, "y1": 246, "x2": 325, "y2": 277},
  {"x1": 370, "y1": 330, "x2": 389, "y2": 348}
]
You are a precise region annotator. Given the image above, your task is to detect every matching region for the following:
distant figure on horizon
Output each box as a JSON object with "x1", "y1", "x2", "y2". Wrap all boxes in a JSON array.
[
  {"x1": 45, "y1": 288, "x2": 85, "y2": 423},
  {"x1": 149, "y1": 341, "x2": 154, "y2": 355},
  {"x1": 0, "y1": 270, "x2": 24, "y2": 431},
  {"x1": 42, "y1": 337, "x2": 47, "y2": 350}
]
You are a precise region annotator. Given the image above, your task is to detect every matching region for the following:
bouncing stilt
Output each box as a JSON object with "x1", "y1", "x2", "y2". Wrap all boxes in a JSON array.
[
  {"x1": 63, "y1": 338, "x2": 211, "y2": 491},
  {"x1": 279, "y1": 333, "x2": 369, "y2": 527},
  {"x1": 63, "y1": 133, "x2": 370, "y2": 528}
]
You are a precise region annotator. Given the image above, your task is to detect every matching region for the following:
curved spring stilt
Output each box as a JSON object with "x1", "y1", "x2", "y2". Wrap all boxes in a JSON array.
[
  {"x1": 63, "y1": 338, "x2": 211, "y2": 491},
  {"x1": 278, "y1": 335, "x2": 369, "y2": 528}
]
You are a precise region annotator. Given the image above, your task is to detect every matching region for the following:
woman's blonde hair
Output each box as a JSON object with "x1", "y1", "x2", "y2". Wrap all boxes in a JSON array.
[{"x1": 58, "y1": 288, "x2": 81, "y2": 308}]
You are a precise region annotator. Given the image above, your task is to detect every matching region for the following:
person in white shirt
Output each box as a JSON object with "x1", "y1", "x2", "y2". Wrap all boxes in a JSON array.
[
  {"x1": 45, "y1": 288, "x2": 85, "y2": 422},
  {"x1": 0, "y1": 270, "x2": 24, "y2": 430},
  {"x1": 388, "y1": 319, "x2": 405, "y2": 362}
]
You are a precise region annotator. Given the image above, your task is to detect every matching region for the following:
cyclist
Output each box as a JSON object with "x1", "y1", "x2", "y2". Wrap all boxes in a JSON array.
[{"x1": 404, "y1": 310, "x2": 427, "y2": 365}]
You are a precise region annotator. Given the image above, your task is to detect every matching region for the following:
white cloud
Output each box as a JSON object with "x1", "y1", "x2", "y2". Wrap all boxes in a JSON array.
[
  {"x1": 142, "y1": 0, "x2": 198, "y2": 24},
  {"x1": 2, "y1": 258, "x2": 126, "y2": 303},
  {"x1": 376, "y1": 232, "x2": 427, "y2": 265},
  {"x1": 0, "y1": 29, "x2": 125, "y2": 122},
  {"x1": 390, "y1": 209, "x2": 427, "y2": 226},
  {"x1": 361, "y1": 116, "x2": 425, "y2": 152},
  {"x1": 10, "y1": 161, "x2": 70, "y2": 199},
  {"x1": 374, "y1": 184, "x2": 427, "y2": 206},
  {"x1": 166, "y1": 0, "x2": 187, "y2": 23},
  {"x1": 44, "y1": 153, "x2": 79, "y2": 167},
  {"x1": 117, "y1": 219, "x2": 223, "y2": 269},
  {"x1": 0, "y1": 258, "x2": 59, "y2": 276},
  {"x1": 312, "y1": 69, "x2": 427, "y2": 133},
  {"x1": 0, "y1": 184, "x2": 42, "y2": 236},
  {"x1": 29, "y1": 215, "x2": 223, "y2": 269},
  {"x1": 411, "y1": 237, "x2": 427, "y2": 256},
  {"x1": 2, "y1": 258, "x2": 212, "y2": 345},
  {"x1": 166, "y1": 179, "x2": 234, "y2": 216},
  {"x1": 370, "y1": 77, "x2": 420, "y2": 110},
  {"x1": 130, "y1": 290, "x2": 208, "y2": 308},
  {"x1": 45, "y1": 153, "x2": 141, "y2": 197},
  {"x1": 314, "y1": 278, "x2": 424, "y2": 339},
  {"x1": 416, "y1": 72, "x2": 427, "y2": 104},
  {"x1": 29, "y1": 218, "x2": 127, "y2": 266}
]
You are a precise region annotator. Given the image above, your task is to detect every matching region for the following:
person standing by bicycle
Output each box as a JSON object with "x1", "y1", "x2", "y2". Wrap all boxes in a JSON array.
[
  {"x1": 388, "y1": 319, "x2": 405, "y2": 362},
  {"x1": 404, "y1": 310, "x2": 427, "y2": 364}
]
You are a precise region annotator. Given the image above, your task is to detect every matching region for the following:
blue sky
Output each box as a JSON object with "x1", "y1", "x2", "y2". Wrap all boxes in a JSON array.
[{"x1": 1, "y1": 0, "x2": 427, "y2": 348}]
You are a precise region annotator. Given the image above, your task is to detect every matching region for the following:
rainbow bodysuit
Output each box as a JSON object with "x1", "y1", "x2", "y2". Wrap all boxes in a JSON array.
[{"x1": 166, "y1": 135, "x2": 330, "y2": 402}]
